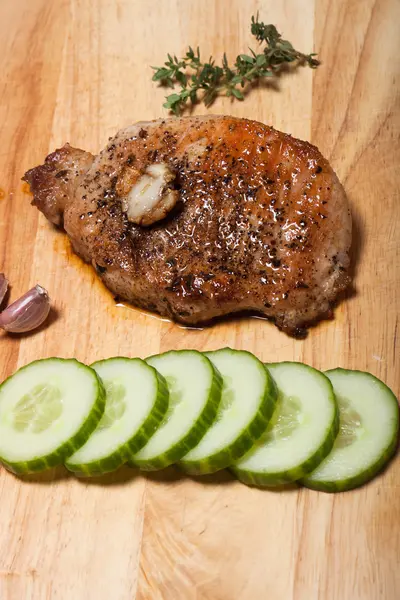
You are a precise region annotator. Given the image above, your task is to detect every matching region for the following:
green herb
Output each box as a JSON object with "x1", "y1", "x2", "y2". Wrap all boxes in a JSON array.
[{"x1": 152, "y1": 14, "x2": 320, "y2": 115}]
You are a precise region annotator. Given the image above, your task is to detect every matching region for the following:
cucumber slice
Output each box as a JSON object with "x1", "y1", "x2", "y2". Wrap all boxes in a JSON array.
[
  {"x1": 179, "y1": 348, "x2": 277, "y2": 475},
  {"x1": 0, "y1": 358, "x2": 105, "y2": 475},
  {"x1": 232, "y1": 362, "x2": 339, "y2": 486},
  {"x1": 66, "y1": 358, "x2": 169, "y2": 476},
  {"x1": 302, "y1": 369, "x2": 399, "y2": 492},
  {"x1": 129, "y1": 350, "x2": 222, "y2": 471}
]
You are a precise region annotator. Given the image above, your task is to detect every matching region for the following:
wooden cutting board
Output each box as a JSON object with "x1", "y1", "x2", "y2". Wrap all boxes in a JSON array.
[{"x1": 0, "y1": 1, "x2": 399, "y2": 598}]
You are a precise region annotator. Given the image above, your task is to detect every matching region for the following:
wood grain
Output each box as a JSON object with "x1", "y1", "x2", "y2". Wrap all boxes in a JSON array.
[{"x1": 0, "y1": 0, "x2": 399, "y2": 598}]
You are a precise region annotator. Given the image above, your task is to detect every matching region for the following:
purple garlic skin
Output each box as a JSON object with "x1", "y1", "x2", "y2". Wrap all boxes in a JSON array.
[
  {"x1": 0, "y1": 284, "x2": 50, "y2": 333},
  {"x1": 0, "y1": 273, "x2": 8, "y2": 307}
]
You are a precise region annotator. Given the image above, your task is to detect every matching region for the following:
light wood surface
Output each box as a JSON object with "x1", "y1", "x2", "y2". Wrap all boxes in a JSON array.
[{"x1": 0, "y1": 1, "x2": 399, "y2": 598}]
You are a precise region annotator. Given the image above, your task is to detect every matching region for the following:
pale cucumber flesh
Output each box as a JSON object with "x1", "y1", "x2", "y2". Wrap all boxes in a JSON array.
[
  {"x1": 130, "y1": 350, "x2": 222, "y2": 470},
  {"x1": 179, "y1": 348, "x2": 277, "y2": 475},
  {"x1": 302, "y1": 369, "x2": 399, "y2": 492},
  {"x1": 231, "y1": 362, "x2": 339, "y2": 486},
  {"x1": 66, "y1": 357, "x2": 169, "y2": 476},
  {"x1": 0, "y1": 358, "x2": 105, "y2": 474}
]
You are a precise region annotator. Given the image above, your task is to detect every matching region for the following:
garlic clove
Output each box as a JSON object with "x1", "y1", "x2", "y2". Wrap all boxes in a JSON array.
[
  {"x1": 0, "y1": 284, "x2": 51, "y2": 333},
  {"x1": 0, "y1": 273, "x2": 8, "y2": 307}
]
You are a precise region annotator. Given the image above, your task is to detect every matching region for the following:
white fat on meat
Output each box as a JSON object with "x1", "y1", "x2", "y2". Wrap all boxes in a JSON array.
[{"x1": 121, "y1": 163, "x2": 178, "y2": 226}]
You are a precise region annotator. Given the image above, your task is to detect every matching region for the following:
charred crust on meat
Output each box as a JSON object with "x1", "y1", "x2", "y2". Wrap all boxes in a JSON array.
[
  {"x1": 147, "y1": 149, "x2": 159, "y2": 162},
  {"x1": 295, "y1": 281, "x2": 310, "y2": 290},
  {"x1": 55, "y1": 169, "x2": 69, "y2": 179},
  {"x1": 292, "y1": 326, "x2": 307, "y2": 339}
]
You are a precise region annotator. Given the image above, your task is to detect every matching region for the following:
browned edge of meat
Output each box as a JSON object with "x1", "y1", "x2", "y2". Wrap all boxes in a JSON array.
[{"x1": 22, "y1": 144, "x2": 94, "y2": 227}]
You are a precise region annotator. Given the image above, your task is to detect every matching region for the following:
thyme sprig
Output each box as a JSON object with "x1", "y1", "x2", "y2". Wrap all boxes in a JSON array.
[{"x1": 152, "y1": 15, "x2": 320, "y2": 115}]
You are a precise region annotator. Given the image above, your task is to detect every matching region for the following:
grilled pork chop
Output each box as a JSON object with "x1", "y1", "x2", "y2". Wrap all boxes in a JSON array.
[{"x1": 23, "y1": 115, "x2": 351, "y2": 336}]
